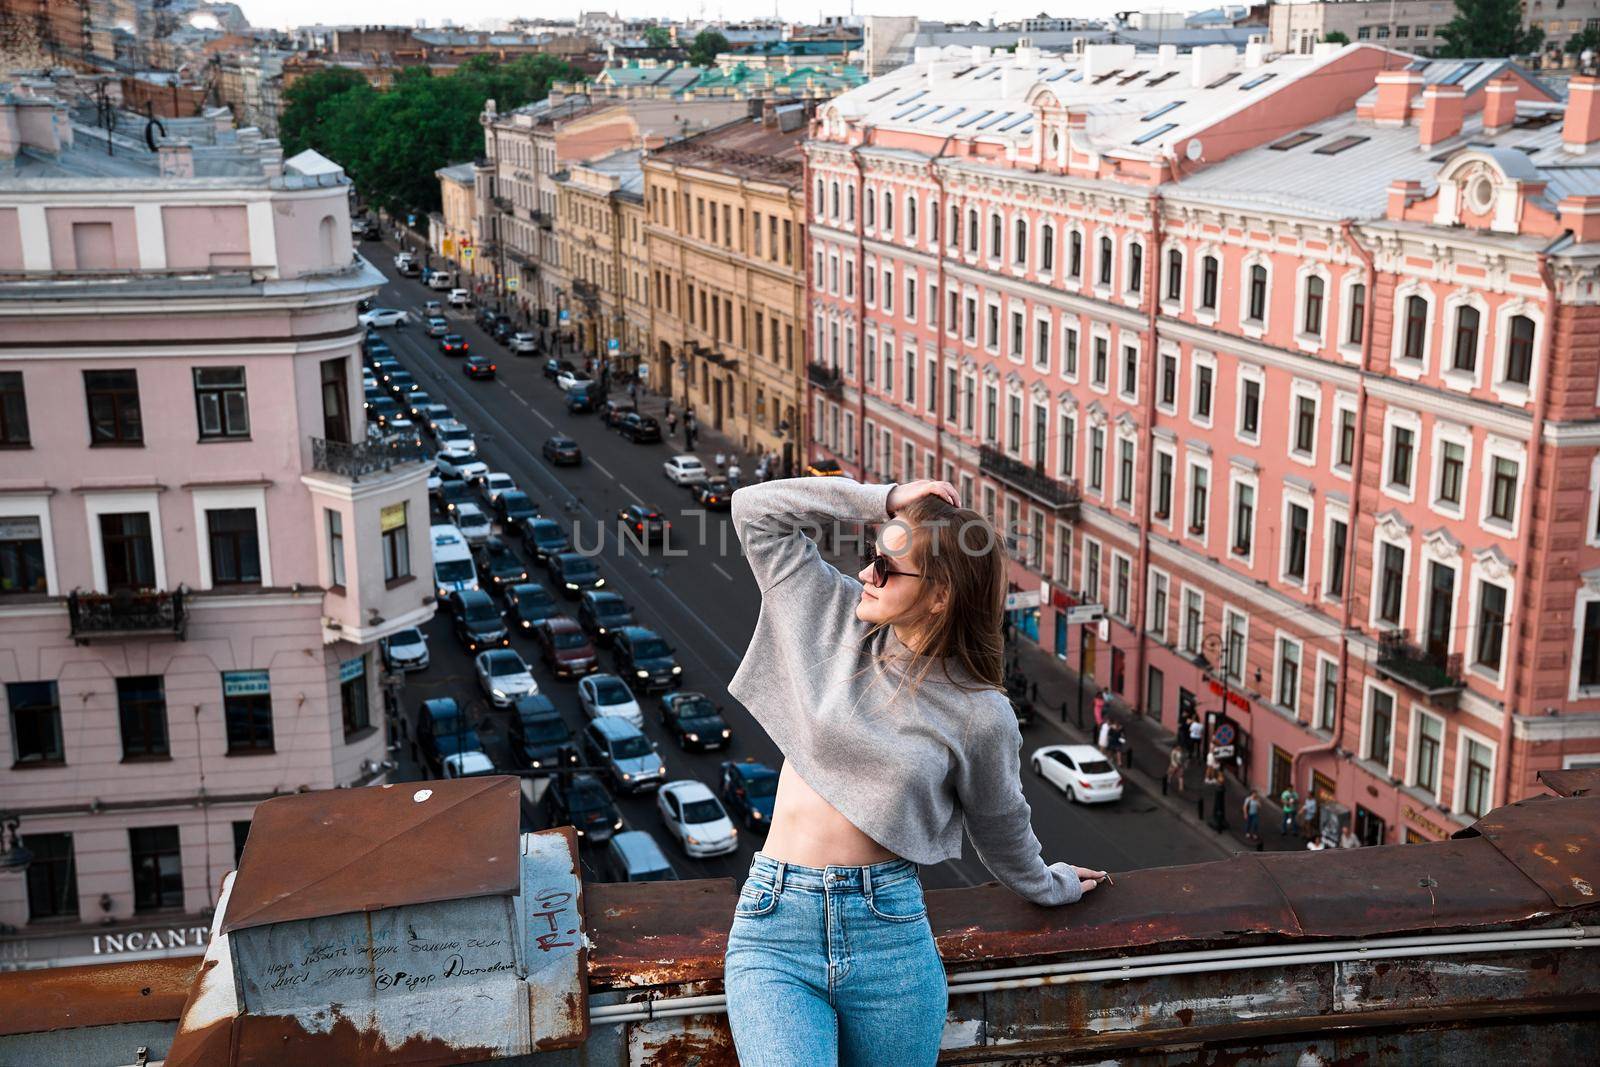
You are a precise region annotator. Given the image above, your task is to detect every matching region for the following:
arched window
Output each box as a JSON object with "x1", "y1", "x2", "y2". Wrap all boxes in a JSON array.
[
  {"x1": 1401, "y1": 294, "x2": 1428, "y2": 361},
  {"x1": 829, "y1": 181, "x2": 840, "y2": 218},
  {"x1": 1040, "y1": 223, "x2": 1055, "y2": 272},
  {"x1": 1451, "y1": 304, "x2": 1480, "y2": 372},
  {"x1": 990, "y1": 214, "x2": 1003, "y2": 258},
  {"x1": 966, "y1": 209, "x2": 979, "y2": 253},
  {"x1": 1505, "y1": 314, "x2": 1535, "y2": 385},
  {"x1": 1014, "y1": 218, "x2": 1028, "y2": 265},
  {"x1": 865, "y1": 188, "x2": 876, "y2": 227},
  {"x1": 906, "y1": 196, "x2": 918, "y2": 238},
  {"x1": 1247, "y1": 264, "x2": 1268, "y2": 322},
  {"x1": 845, "y1": 185, "x2": 856, "y2": 222},
  {"x1": 882, "y1": 190, "x2": 895, "y2": 232},
  {"x1": 319, "y1": 215, "x2": 337, "y2": 265},
  {"x1": 1303, "y1": 275, "x2": 1325, "y2": 336},
  {"x1": 1097, "y1": 236, "x2": 1114, "y2": 286}
]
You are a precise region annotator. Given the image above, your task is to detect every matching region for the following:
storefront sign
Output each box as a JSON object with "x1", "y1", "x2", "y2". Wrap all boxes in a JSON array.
[
  {"x1": 1206, "y1": 679, "x2": 1251, "y2": 713},
  {"x1": 1005, "y1": 590, "x2": 1041, "y2": 610},
  {"x1": 223, "y1": 670, "x2": 271, "y2": 697},
  {"x1": 1401, "y1": 802, "x2": 1450, "y2": 840},
  {"x1": 0, "y1": 517, "x2": 40, "y2": 540},
  {"x1": 380, "y1": 502, "x2": 407, "y2": 532},
  {"x1": 339, "y1": 656, "x2": 366, "y2": 684},
  {"x1": 1, "y1": 920, "x2": 213, "y2": 970}
]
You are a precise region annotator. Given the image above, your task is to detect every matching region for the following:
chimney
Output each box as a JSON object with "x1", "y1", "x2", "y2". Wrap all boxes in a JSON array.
[
  {"x1": 1482, "y1": 75, "x2": 1518, "y2": 134},
  {"x1": 762, "y1": 99, "x2": 778, "y2": 129},
  {"x1": 1373, "y1": 69, "x2": 1423, "y2": 126},
  {"x1": 1387, "y1": 179, "x2": 1425, "y2": 218},
  {"x1": 1244, "y1": 34, "x2": 1265, "y2": 69},
  {"x1": 1558, "y1": 195, "x2": 1600, "y2": 242},
  {"x1": 1563, "y1": 73, "x2": 1600, "y2": 152},
  {"x1": 1418, "y1": 83, "x2": 1465, "y2": 148},
  {"x1": 157, "y1": 140, "x2": 194, "y2": 178}
]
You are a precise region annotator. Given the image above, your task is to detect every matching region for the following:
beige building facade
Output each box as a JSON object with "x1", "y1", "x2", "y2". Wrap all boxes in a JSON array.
[
  {"x1": 553, "y1": 150, "x2": 643, "y2": 372},
  {"x1": 1270, "y1": 0, "x2": 1600, "y2": 56}
]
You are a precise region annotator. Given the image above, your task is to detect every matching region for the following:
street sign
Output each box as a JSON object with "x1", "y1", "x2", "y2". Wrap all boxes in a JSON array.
[
  {"x1": 1213, "y1": 723, "x2": 1236, "y2": 747},
  {"x1": 1063, "y1": 603, "x2": 1105, "y2": 625},
  {"x1": 407, "y1": 213, "x2": 416, "y2": 226},
  {"x1": 1096, "y1": 617, "x2": 1110, "y2": 642},
  {"x1": 1004, "y1": 590, "x2": 1040, "y2": 611},
  {"x1": 559, "y1": 308, "x2": 570, "y2": 323},
  {"x1": 506, "y1": 277, "x2": 519, "y2": 291},
  {"x1": 462, "y1": 247, "x2": 474, "y2": 261},
  {"x1": 607, "y1": 337, "x2": 619, "y2": 352}
]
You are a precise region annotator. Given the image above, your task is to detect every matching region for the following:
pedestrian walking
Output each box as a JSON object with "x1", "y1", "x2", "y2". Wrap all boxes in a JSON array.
[
  {"x1": 1109, "y1": 723, "x2": 1128, "y2": 768},
  {"x1": 1097, "y1": 718, "x2": 1112, "y2": 751},
  {"x1": 1242, "y1": 789, "x2": 1262, "y2": 842},
  {"x1": 628, "y1": 380, "x2": 637, "y2": 402},
  {"x1": 1279, "y1": 786, "x2": 1299, "y2": 837},
  {"x1": 715, "y1": 451, "x2": 727, "y2": 473},
  {"x1": 1166, "y1": 744, "x2": 1186, "y2": 796},
  {"x1": 667, "y1": 412, "x2": 678, "y2": 436},
  {"x1": 1092, "y1": 689, "x2": 1106, "y2": 727},
  {"x1": 1187, "y1": 716, "x2": 1203, "y2": 761},
  {"x1": 1206, "y1": 764, "x2": 1229, "y2": 831},
  {"x1": 728, "y1": 460, "x2": 741, "y2": 487},
  {"x1": 665, "y1": 398, "x2": 674, "y2": 420},
  {"x1": 1299, "y1": 791, "x2": 1320, "y2": 841}
]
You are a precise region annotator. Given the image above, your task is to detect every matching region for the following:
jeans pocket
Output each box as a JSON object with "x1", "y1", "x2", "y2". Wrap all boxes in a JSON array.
[
  {"x1": 864, "y1": 880, "x2": 927, "y2": 923},
  {"x1": 733, "y1": 882, "x2": 780, "y2": 918}
]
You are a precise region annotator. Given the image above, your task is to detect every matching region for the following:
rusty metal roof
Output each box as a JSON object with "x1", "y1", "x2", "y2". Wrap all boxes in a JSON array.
[
  {"x1": 585, "y1": 879, "x2": 737, "y2": 989},
  {"x1": 222, "y1": 775, "x2": 522, "y2": 933},
  {"x1": 0, "y1": 955, "x2": 201, "y2": 1037},
  {"x1": 1538, "y1": 767, "x2": 1598, "y2": 798},
  {"x1": 1458, "y1": 794, "x2": 1600, "y2": 910}
]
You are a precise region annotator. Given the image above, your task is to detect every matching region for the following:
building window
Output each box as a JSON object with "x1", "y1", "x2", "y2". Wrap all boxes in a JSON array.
[
  {"x1": 1327, "y1": 517, "x2": 1348, "y2": 598},
  {"x1": 1097, "y1": 236, "x2": 1113, "y2": 286},
  {"x1": 1232, "y1": 482, "x2": 1255, "y2": 556},
  {"x1": 1337, "y1": 407, "x2": 1357, "y2": 468},
  {"x1": 1438, "y1": 441, "x2": 1465, "y2": 506},
  {"x1": 1183, "y1": 588, "x2": 1204, "y2": 653},
  {"x1": 1489, "y1": 457, "x2": 1519, "y2": 524},
  {"x1": 1033, "y1": 404, "x2": 1048, "y2": 468},
  {"x1": 1188, "y1": 463, "x2": 1208, "y2": 535},
  {"x1": 1505, "y1": 314, "x2": 1535, "y2": 385},
  {"x1": 1165, "y1": 248, "x2": 1182, "y2": 302},
  {"x1": 1276, "y1": 638, "x2": 1300, "y2": 714},
  {"x1": 0, "y1": 371, "x2": 30, "y2": 446},
  {"x1": 1414, "y1": 713, "x2": 1442, "y2": 794},
  {"x1": 223, "y1": 670, "x2": 274, "y2": 753},
  {"x1": 1113, "y1": 555, "x2": 1131, "y2": 619},
  {"x1": 1159, "y1": 352, "x2": 1177, "y2": 408},
  {"x1": 1389, "y1": 425, "x2": 1415, "y2": 490},
  {"x1": 1194, "y1": 362, "x2": 1214, "y2": 421},
  {"x1": 1068, "y1": 229, "x2": 1083, "y2": 277},
  {"x1": 1117, "y1": 438, "x2": 1135, "y2": 507},
  {"x1": 1034, "y1": 319, "x2": 1050, "y2": 370},
  {"x1": 1149, "y1": 571, "x2": 1169, "y2": 638},
  {"x1": 1246, "y1": 264, "x2": 1268, "y2": 322},
  {"x1": 1293, "y1": 395, "x2": 1316, "y2": 456},
  {"x1": 1013, "y1": 218, "x2": 1027, "y2": 264},
  {"x1": 1475, "y1": 581, "x2": 1507, "y2": 671},
  {"x1": 381, "y1": 502, "x2": 410, "y2": 582},
  {"x1": 1239, "y1": 377, "x2": 1261, "y2": 437},
  {"x1": 1088, "y1": 427, "x2": 1105, "y2": 493},
  {"x1": 0, "y1": 515, "x2": 47, "y2": 595},
  {"x1": 8, "y1": 680, "x2": 63, "y2": 765},
  {"x1": 1010, "y1": 311, "x2": 1025, "y2": 359},
  {"x1": 340, "y1": 654, "x2": 370, "y2": 737},
  {"x1": 1040, "y1": 223, "x2": 1055, "y2": 271},
  {"x1": 1285, "y1": 503, "x2": 1309, "y2": 581},
  {"x1": 84, "y1": 369, "x2": 144, "y2": 445},
  {"x1": 1367, "y1": 688, "x2": 1394, "y2": 768},
  {"x1": 1462, "y1": 737, "x2": 1493, "y2": 818},
  {"x1": 129, "y1": 826, "x2": 183, "y2": 912},
  {"x1": 1121, "y1": 345, "x2": 1138, "y2": 399},
  {"x1": 1224, "y1": 609, "x2": 1246, "y2": 681},
  {"x1": 1155, "y1": 450, "x2": 1173, "y2": 518},
  {"x1": 1451, "y1": 305, "x2": 1480, "y2": 373},
  {"x1": 1200, "y1": 255, "x2": 1219, "y2": 310},
  {"x1": 1401, "y1": 294, "x2": 1428, "y2": 362},
  {"x1": 1092, "y1": 337, "x2": 1108, "y2": 388},
  {"x1": 326, "y1": 509, "x2": 345, "y2": 588},
  {"x1": 24, "y1": 832, "x2": 77, "y2": 920},
  {"x1": 1347, "y1": 282, "x2": 1366, "y2": 345},
  {"x1": 1378, "y1": 542, "x2": 1405, "y2": 625},
  {"x1": 1303, "y1": 276, "x2": 1325, "y2": 336},
  {"x1": 1063, "y1": 327, "x2": 1078, "y2": 377},
  {"x1": 118, "y1": 675, "x2": 169, "y2": 759},
  {"x1": 193, "y1": 367, "x2": 250, "y2": 439},
  {"x1": 206, "y1": 508, "x2": 261, "y2": 585},
  {"x1": 99, "y1": 512, "x2": 155, "y2": 592},
  {"x1": 1128, "y1": 242, "x2": 1143, "y2": 293},
  {"x1": 1318, "y1": 659, "x2": 1338, "y2": 731},
  {"x1": 1085, "y1": 540, "x2": 1101, "y2": 599}
]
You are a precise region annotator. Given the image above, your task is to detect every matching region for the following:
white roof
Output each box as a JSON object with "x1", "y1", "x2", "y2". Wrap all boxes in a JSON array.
[{"x1": 284, "y1": 148, "x2": 343, "y2": 177}]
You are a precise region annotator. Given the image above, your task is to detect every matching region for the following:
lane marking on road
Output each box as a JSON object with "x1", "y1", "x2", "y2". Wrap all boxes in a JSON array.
[
  {"x1": 711, "y1": 562, "x2": 734, "y2": 582},
  {"x1": 498, "y1": 382, "x2": 552, "y2": 426},
  {"x1": 619, "y1": 481, "x2": 644, "y2": 505},
  {"x1": 589, "y1": 457, "x2": 615, "y2": 481}
]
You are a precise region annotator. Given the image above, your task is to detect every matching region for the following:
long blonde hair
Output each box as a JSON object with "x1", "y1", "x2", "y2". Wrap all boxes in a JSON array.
[{"x1": 855, "y1": 494, "x2": 1008, "y2": 707}]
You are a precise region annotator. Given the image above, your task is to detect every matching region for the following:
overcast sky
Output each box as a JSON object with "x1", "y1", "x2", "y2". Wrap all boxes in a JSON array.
[{"x1": 234, "y1": 2, "x2": 1136, "y2": 32}]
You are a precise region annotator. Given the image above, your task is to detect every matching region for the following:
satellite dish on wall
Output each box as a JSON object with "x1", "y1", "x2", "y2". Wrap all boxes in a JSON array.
[{"x1": 1185, "y1": 139, "x2": 1203, "y2": 162}]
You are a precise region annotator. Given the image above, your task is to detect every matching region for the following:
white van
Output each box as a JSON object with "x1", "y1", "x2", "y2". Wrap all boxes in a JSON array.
[
  {"x1": 427, "y1": 268, "x2": 455, "y2": 290},
  {"x1": 431, "y1": 523, "x2": 479, "y2": 598}
]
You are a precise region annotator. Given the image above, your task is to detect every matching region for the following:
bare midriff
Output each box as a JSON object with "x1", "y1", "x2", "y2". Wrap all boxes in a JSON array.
[{"x1": 761, "y1": 761, "x2": 900, "y2": 868}]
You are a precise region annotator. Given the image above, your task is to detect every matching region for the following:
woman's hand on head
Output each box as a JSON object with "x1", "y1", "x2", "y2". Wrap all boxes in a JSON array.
[{"x1": 886, "y1": 479, "x2": 959, "y2": 518}]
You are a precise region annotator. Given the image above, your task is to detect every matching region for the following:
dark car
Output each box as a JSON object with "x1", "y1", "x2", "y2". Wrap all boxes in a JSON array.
[
  {"x1": 519, "y1": 517, "x2": 571, "y2": 560},
  {"x1": 617, "y1": 412, "x2": 662, "y2": 443},
  {"x1": 719, "y1": 759, "x2": 778, "y2": 832},
  {"x1": 464, "y1": 355, "x2": 496, "y2": 379},
  {"x1": 577, "y1": 590, "x2": 636, "y2": 646},
  {"x1": 616, "y1": 504, "x2": 669, "y2": 545},
  {"x1": 436, "y1": 477, "x2": 475, "y2": 515},
  {"x1": 494, "y1": 490, "x2": 539, "y2": 527},
  {"x1": 545, "y1": 772, "x2": 623, "y2": 845},
  {"x1": 416, "y1": 697, "x2": 486, "y2": 776},
  {"x1": 363, "y1": 384, "x2": 384, "y2": 412},
  {"x1": 504, "y1": 581, "x2": 559, "y2": 632},
  {"x1": 658, "y1": 691, "x2": 732, "y2": 752},
  {"x1": 508, "y1": 694, "x2": 576, "y2": 770},
  {"x1": 386, "y1": 368, "x2": 418, "y2": 395},
  {"x1": 612, "y1": 626, "x2": 681, "y2": 691},
  {"x1": 475, "y1": 306, "x2": 501, "y2": 331},
  {"x1": 547, "y1": 551, "x2": 604, "y2": 598},
  {"x1": 440, "y1": 333, "x2": 469, "y2": 355},
  {"x1": 543, "y1": 357, "x2": 577, "y2": 381},
  {"x1": 367, "y1": 395, "x2": 404, "y2": 428},
  {"x1": 474, "y1": 535, "x2": 529, "y2": 587},
  {"x1": 492, "y1": 318, "x2": 516, "y2": 344},
  {"x1": 542, "y1": 434, "x2": 581, "y2": 465},
  {"x1": 600, "y1": 399, "x2": 636, "y2": 427},
  {"x1": 535, "y1": 615, "x2": 599, "y2": 678},
  {"x1": 371, "y1": 355, "x2": 400, "y2": 380},
  {"x1": 405, "y1": 389, "x2": 435, "y2": 421},
  {"x1": 566, "y1": 385, "x2": 601, "y2": 414},
  {"x1": 362, "y1": 332, "x2": 390, "y2": 358},
  {"x1": 447, "y1": 588, "x2": 509, "y2": 653},
  {"x1": 693, "y1": 477, "x2": 734, "y2": 510}
]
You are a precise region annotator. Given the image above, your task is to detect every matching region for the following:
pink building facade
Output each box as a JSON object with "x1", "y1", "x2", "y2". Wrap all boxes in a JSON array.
[
  {"x1": 804, "y1": 42, "x2": 1600, "y2": 847},
  {"x1": 0, "y1": 95, "x2": 432, "y2": 969}
]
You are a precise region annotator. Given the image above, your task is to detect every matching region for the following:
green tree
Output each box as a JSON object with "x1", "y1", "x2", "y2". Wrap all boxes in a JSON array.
[
  {"x1": 1322, "y1": 31, "x2": 1349, "y2": 45},
  {"x1": 643, "y1": 25, "x2": 672, "y2": 49},
  {"x1": 1566, "y1": 27, "x2": 1600, "y2": 55},
  {"x1": 1437, "y1": 0, "x2": 1544, "y2": 58},
  {"x1": 279, "y1": 66, "x2": 372, "y2": 159},
  {"x1": 687, "y1": 29, "x2": 730, "y2": 67}
]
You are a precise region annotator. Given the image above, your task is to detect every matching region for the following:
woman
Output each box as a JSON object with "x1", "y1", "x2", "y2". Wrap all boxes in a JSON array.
[{"x1": 724, "y1": 476, "x2": 1107, "y2": 1066}]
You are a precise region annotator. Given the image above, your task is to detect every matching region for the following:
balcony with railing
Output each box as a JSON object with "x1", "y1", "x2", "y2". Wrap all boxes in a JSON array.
[
  {"x1": 66, "y1": 588, "x2": 186, "y2": 644},
  {"x1": 310, "y1": 432, "x2": 428, "y2": 479},
  {"x1": 806, "y1": 360, "x2": 843, "y2": 397},
  {"x1": 1375, "y1": 629, "x2": 1466, "y2": 705},
  {"x1": 979, "y1": 445, "x2": 1081, "y2": 516}
]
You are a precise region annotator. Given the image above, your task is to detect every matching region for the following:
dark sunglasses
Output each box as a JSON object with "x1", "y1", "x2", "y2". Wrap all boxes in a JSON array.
[{"x1": 863, "y1": 545, "x2": 923, "y2": 588}]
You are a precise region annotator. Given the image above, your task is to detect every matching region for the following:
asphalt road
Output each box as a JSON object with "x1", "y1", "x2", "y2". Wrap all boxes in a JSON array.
[{"x1": 363, "y1": 241, "x2": 1226, "y2": 890}]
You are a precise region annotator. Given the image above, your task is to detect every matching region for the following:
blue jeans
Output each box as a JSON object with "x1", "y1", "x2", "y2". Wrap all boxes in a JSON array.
[{"x1": 725, "y1": 852, "x2": 947, "y2": 1066}]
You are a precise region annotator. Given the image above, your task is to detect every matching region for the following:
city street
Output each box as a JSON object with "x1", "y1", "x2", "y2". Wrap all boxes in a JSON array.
[{"x1": 365, "y1": 240, "x2": 1228, "y2": 888}]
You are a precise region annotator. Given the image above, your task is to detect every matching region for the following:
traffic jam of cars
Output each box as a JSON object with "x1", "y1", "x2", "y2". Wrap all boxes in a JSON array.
[{"x1": 364, "y1": 268, "x2": 778, "y2": 881}]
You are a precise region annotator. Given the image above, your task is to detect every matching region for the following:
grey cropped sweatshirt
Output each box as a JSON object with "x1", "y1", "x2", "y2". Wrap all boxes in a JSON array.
[{"x1": 727, "y1": 475, "x2": 1085, "y2": 906}]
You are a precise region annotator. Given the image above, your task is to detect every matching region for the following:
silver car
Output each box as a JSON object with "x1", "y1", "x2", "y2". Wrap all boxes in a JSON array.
[
  {"x1": 475, "y1": 648, "x2": 539, "y2": 707},
  {"x1": 382, "y1": 627, "x2": 430, "y2": 672},
  {"x1": 455, "y1": 503, "x2": 493, "y2": 544}
]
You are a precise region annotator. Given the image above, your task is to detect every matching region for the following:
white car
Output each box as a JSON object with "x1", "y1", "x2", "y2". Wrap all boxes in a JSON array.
[
  {"x1": 434, "y1": 420, "x2": 478, "y2": 459},
  {"x1": 436, "y1": 454, "x2": 489, "y2": 482},
  {"x1": 448, "y1": 287, "x2": 471, "y2": 308},
  {"x1": 474, "y1": 648, "x2": 538, "y2": 707},
  {"x1": 663, "y1": 454, "x2": 708, "y2": 486},
  {"x1": 509, "y1": 332, "x2": 539, "y2": 355},
  {"x1": 656, "y1": 780, "x2": 738, "y2": 858},
  {"x1": 358, "y1": 308, "x2": 407, "y2": 329},
  {"x1": 381, "y1": 626, "x2": 430, "y2": 672},
  {"x1": 1030, "y1": 744, "x2": 1124, "y2": 804},
  {"x1": 442, "y1": 751, "x2": 496, "y2": 778},
  {"x1": 578, "y1": 673, "x2": 643, "y2": 728},
  {"x1": 454, "y1": 503, "x2": 493, "y2": 544},
  {"x1": 479, "y1": 472, "x2": 517, "y2": 504},
  {"x1": 425, "y1": 315, "x2": 449, "y2": 337},
  {"x1": 426, "y1": 467, "x2": 442, "y2": 494},
  {"x1": 556, "y1": 369, "x2": 593, "y2": 392}
]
